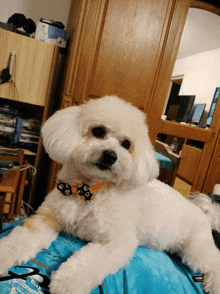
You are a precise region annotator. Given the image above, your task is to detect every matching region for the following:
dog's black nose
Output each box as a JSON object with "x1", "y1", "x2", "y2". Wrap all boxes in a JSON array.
[
  {"x1": 96, "y1": 150, "x2": 117, "y2": 170},
  {"x1": 102, "y1": 150, "x2": 117, "y2": 165}
]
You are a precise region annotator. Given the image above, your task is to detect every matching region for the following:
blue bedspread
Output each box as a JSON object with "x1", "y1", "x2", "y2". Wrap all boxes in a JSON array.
[{"x1": 0, "y1": 220, "x2": 205, "y2": 294}]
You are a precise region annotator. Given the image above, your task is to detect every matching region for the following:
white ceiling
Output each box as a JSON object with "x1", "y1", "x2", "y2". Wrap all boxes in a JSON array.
[{"x1": 177, "y1": 8, "x2": 220, "y2": 60}]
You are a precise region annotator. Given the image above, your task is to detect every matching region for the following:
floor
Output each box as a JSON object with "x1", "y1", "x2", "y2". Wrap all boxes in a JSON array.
[{"x1": 173, "y1": 177, "x2": 192, "y2": 196}]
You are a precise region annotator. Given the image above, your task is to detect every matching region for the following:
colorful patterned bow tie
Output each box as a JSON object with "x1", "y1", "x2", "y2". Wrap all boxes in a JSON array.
[{"x1": 56, "y1": 180, "x2": 109, "y2": 202}]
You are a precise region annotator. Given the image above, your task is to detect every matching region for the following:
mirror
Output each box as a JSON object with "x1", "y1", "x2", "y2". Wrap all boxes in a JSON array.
[{"x1": 165, "y1": 8, "x2": 220, "y2": 128}]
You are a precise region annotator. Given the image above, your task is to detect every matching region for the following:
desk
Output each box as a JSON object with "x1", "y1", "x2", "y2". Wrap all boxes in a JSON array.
[{"x1": 0, "y1": 149, "x2": 27, "y2": 221}]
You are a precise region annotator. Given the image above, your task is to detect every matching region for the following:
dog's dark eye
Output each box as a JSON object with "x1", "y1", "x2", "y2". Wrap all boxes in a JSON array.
[
  {"x1": 92, "y1": 127, "x2": 106, "y2": 138},
  {"x1": 121, "y1": 140, "x2": 131, "y2": 150}
]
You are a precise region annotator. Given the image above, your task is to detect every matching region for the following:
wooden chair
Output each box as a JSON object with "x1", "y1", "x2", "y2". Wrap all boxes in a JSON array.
[
  {"x1": 154, "y1": 140, "x2": 182, "y2": 186},
  {"x1": 0, "y1": 149, "x2": 27, "y2": 222}
]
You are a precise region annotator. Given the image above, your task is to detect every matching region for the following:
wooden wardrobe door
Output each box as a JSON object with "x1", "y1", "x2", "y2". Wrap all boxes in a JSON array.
[
  {"x1": 146, "y1": 0, "x2": 220, "y2": 193},
  {"x1": 62, "y1": 0, "x2": 175, "y2": 110}
]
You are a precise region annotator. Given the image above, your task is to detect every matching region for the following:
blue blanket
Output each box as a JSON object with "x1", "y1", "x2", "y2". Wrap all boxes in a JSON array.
[{"x1": 0, "y1": 220, "x2": 205, "y2": 294}]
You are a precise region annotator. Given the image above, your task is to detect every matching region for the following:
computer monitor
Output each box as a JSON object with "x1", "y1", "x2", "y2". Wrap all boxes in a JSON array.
[
  {"x1": 166, "y1": 95, "x2": 195, "y2": 123},
  {"x1": 206, "y1": 87, "x2": 220, "y2": 127},
  {"x1": 166, "y1": 104, "x2": 179, "y2": 121},
  {"x1": 191, "y1": 104, "x2": 206, "y2": 124}
]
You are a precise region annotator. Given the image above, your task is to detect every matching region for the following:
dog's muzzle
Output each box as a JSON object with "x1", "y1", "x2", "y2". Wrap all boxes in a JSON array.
[{"x1": 96, "y1": 150, "x2": 117, "y2": 170}]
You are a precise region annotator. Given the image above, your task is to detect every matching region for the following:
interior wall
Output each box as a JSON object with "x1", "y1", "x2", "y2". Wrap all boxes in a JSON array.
[
  {"x1": 172, "y1": 47, "x2": 220, "y2": 111},
  {"x1": 0, "y1": 0, "x2": 71, "y2": 28}
]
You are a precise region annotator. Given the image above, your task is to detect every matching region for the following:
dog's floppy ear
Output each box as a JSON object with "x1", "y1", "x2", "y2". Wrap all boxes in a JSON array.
[
  {"x1": 41, "y1": 106, "x2": 82, "y2": 163},
  {"x1": 136, "y1": 126, "x2": 159, "y2": 183},
  {"x1": 140, "y1": 145, "x2": 159, "y2": 183}
]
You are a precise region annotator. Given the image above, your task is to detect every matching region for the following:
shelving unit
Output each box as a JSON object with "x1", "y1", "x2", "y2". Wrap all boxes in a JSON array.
[
  {"x1": 156, "y1": 127, "x2": 211, "y2": 189},
  {"x1": 0, "y1": 28, "x2": 60, "y2": 215},
  {"x1": 154, "y1": 112, "x2": 220, "y2": 193},
  {"x1": 0, "y1": 97, "x2": 43, "y2": 153},
  {"x1": 156, "y1": 134, "x2": 203, "y2": 186}
]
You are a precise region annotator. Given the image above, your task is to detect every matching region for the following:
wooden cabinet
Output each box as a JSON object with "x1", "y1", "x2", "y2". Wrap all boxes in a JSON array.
[
  {"x1": 177, "y1": 144, "x2": 202, "y2": 184},
  {"x1": 46, "y1": 0, "x2": 220, "y2": 198},
  {"x1": 0, "y1": 28, "x2": 59, "y2": 106},
  {"x1": 62, "y1": 0, "x2": 175, "y2": 109},
  {"x1": 0, "y1": 28, "x2": 60, "y2": 211}
]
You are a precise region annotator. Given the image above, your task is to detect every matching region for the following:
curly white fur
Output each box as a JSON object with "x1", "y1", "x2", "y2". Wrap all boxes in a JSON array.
[
  {"x1": 187, "y1": 193, "x2": 220, "y2": 232},
  {"x1": 0, "y1": 96, "x2": 220, "y2": 294}
]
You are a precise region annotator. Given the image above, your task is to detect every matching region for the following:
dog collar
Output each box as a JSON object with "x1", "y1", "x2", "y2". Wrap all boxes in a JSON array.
[{"x1": 56, "y1": 180, "x2": 108, "y2": 202}]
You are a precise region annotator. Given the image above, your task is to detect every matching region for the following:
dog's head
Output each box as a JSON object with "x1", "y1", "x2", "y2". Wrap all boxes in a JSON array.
[{"x1": 41, "y1": 96, "x2": 159, "y2": 185}]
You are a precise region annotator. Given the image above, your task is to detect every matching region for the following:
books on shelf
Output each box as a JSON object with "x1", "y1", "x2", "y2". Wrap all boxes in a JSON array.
[{"x1": 0, "y1": 108, "x2": 41, "y2": 152}]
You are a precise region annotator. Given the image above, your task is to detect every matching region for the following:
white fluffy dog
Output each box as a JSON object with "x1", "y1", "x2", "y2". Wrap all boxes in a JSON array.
[{"x1": 1, "y1": 95, "x2": 220, "y2": 294}]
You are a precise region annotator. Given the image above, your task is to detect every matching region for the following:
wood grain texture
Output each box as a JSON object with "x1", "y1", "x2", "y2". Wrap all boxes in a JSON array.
[
  {"x1": 71, "y1": 0, "x2": 110, "y2": 104},
  {"x1": 62, "y1": 0, "x2": 174, "y2": 108},
  {"x1": 84, "y1": 0, "x2": 173, "y2": 107}
]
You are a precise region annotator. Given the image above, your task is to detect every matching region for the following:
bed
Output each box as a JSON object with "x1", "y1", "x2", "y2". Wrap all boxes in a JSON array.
[{"x1": 0, "y1": 220, "x2": 205, "y2": 294}]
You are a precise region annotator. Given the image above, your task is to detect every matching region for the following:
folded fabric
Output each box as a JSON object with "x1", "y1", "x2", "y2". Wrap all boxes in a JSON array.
[{"x1": 0, "y1": 220, "x2": 204, "y2": 294}]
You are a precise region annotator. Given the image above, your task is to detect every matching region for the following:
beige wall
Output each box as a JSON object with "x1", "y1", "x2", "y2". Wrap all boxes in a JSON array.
[
  {"x1": 172, "y1": 48, "x2": 220, "y2": 112},
  {"x1": 0, "y1": 0, "x2": 71, "y2": 28}
]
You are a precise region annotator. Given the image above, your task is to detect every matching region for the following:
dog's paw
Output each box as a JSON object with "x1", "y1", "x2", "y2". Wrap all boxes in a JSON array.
[
  {"x1": 0, "y1": 253, "x2": 15, "y2": 276},
  {"x1": 0, "y1": 236, "x2": 21, "y2": 276},
  {"x1": 50, "y1": 269, "x2": 93, "y2": 294},
  {"x1": 49, "y1": 272, "x2": 86, "y2": 294},
  {"x1": 0, "y1": 240, "x2": 16, "y2": 276}
]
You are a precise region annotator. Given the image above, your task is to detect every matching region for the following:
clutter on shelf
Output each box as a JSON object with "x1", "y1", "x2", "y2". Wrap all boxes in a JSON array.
[
  {"x1": 0, "y1": 14, "x2": 66, "y2": 47},
  {"x1": 0, "y1": 106, "x2": 41, "y2": 153},
  {"x1": 35, "y1": 18, "x2": 66, "y2": 48},
  {"x1": 0, "y1": 13, "x2": 36, "y2": 37}
]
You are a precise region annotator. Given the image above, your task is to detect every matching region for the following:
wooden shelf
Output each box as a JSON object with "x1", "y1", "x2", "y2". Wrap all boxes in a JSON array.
[{"x1": 159, "y1": 120, "x2": 213, "y2": 143}]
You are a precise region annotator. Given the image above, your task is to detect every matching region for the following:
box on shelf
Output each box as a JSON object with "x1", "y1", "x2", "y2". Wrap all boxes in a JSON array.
[{"x1": 35, "y1": 21, "x2": 66, "y2": 48}]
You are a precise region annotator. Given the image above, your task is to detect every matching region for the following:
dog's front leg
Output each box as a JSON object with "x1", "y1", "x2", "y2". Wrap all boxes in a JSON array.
[
  {"x1": 0, "y1": 207, "x2": 61, "y2": 276},
  {"x1": 50, "y1": 231, "x2": 138, "y2": 294}
]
